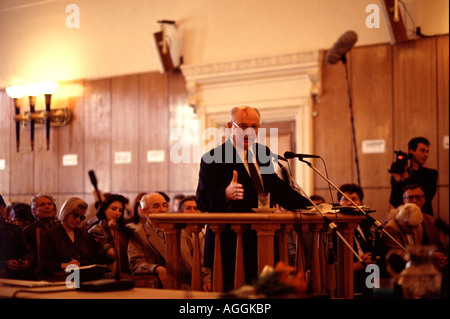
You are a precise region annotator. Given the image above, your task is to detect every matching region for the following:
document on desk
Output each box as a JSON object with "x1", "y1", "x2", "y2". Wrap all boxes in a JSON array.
[{"x1": 0, "y1": 278, "x2": 66, "y2": 288}]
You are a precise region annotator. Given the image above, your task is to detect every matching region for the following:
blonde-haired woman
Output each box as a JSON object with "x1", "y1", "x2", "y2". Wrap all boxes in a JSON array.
[{"x1": 37, "y1": 197, "x2": 108, "y2": 281}]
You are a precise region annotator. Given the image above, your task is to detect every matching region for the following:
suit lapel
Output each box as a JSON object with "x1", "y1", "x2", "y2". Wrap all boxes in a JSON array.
[{"x1": 141, "y1": 223, "x2": 166, "y2": 261}]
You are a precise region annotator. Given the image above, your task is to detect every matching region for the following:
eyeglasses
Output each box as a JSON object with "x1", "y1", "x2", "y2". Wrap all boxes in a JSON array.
[
  {"x1": 403, "y1": 195, "x2": 425, "y2": 201},
  {"x1": 71, "y1": 213, "x2": 86, "y2": 221},
  {"x1": 231, "y1": 120, "x2": 259, "y2": 131}
]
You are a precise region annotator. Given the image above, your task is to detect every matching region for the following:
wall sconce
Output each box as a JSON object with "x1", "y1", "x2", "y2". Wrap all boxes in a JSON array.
[{"x1": 6, "y1": 81, "x2": 72, "y2": 152}]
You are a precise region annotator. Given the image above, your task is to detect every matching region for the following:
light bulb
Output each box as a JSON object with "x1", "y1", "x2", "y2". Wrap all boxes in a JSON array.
[{"x1": 6, "y1": 85, "x2": 25, "y2": 99}]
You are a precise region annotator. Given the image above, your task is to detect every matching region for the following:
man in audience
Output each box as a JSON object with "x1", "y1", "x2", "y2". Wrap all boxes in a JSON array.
[
  {"x1": 0, "y1": 194, "x2": 35, "y2": 279},
  {"x1": 391, "y1": 184, "x2": 448, "y2": 298},
  {"x1": 128, "y1": 192, "x2": 210, "y2": 291},
  {"x1": 177, "y1": 195, "x2": 211, "y2": 291},
  {"x1": 337, "y1": 183, "x2": 377, "y2": 298},
  {"x1": 23, "y1": 193, "x2": 58, "y2": 273}
]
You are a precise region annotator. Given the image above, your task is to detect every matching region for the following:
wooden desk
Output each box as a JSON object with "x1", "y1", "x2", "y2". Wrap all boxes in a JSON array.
[
  {"x1": 150, "y1": 211, "x2": 364, "y2": 299},
  {"x1": 0, "y1": 284, "x2": 220, "y2": 299}
]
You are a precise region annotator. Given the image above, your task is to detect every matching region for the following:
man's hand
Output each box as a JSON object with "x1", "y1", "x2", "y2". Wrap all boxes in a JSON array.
[
  {"x1": 155, "y1": 265, "x2": 166, "y2": 288},
  {"x1": 225, "y1": 170, "x2": 244, "y2": 201},
  {"x1": 388, "y1": 163, "x2": 409, "y2": 182}
]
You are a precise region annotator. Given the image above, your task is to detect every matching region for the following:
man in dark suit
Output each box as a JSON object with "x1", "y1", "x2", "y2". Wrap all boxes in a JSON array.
[
  {"x1": 196, "y1": 105, "x2": 310, "y2": 291},
  {"x1": 389, "y1": 137, "x2": 438, "y2": 216}
]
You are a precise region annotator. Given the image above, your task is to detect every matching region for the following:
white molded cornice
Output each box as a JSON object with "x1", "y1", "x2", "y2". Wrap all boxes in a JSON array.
[{"x1": 181, "y1": 51, "x2": 320, "y2": 85}]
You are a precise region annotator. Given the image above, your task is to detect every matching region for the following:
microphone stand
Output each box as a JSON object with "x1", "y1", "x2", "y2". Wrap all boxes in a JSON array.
[
  {"x1": 276, "y1": 156, "x2": 362, "y2": 262},
  {"x1": 342, "y1": 54, "x2": 361, "y2": 186},
  {"x1": 294, "y1": 181, "x2": 363, "y2": 264},
  {"x1": 298, "y1": 158, "x2": 406, "y2": 252}
]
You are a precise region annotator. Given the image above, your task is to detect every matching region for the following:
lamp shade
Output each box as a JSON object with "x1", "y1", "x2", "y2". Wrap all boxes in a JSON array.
[
  {"x1": 39, "y1": 81, "x2": 59, "y2": 94},
  {"x1": 6, "y1": 85, "x2": 25, "y2": 99}
]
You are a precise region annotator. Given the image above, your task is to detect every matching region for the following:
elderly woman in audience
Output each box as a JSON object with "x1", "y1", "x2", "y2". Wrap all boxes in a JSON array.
[
  {"x1": 89, "y1": 194, "x2": 133, "y2": 276},
  {"x1": 37, "y1": 197, "x2": 108, "y2": 281}
]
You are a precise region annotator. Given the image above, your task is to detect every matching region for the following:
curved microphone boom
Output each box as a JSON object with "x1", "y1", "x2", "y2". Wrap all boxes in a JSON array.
[{"x1": 325, "y1": 30, "x2": 358, "y2": 65}]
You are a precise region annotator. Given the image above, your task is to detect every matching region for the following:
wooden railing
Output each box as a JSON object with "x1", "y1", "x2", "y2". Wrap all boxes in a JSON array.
[{"x1": 150, "y1": 212, "x2": 365, "y2": 299}]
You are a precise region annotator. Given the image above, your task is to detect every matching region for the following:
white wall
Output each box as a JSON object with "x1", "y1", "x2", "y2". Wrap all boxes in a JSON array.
[{"x1": 0, "y1": 0, "x2": 448, "y2": 87}]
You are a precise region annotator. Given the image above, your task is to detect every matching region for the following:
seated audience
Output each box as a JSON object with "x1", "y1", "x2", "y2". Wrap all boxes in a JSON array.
[
  {"x1": 337, "y1": 183, "x2": 379, "y2": 298},
  {"x1": 37, "y1": 197, "x2": 110, "y2": 281},
  {"x1": 177, "y1": 196, "x2": 211, "y2": 291},
  {"x1": 0, "y1": 195, "x2": 35, "y2": 280},
  {"x1": 23, "y1": 194, "x2": 58, "y2": 272},
  {"x1": 172, "y1": 193, "x2": 186, "y2": 213},
  {"x1": 383, "y1": 184, "x2": 448, "y2": 298},
  {"x1": 128, "y1": 193, "x2": 210, "y2": 290},
  {"x1": 89, "y1": 194, "x2": 133, "y2": 277}
]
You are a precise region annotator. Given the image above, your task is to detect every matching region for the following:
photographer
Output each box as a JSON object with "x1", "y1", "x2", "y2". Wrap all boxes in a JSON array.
[{"x1": 389, "y1": 137, "x2": 438, "y2": 216}]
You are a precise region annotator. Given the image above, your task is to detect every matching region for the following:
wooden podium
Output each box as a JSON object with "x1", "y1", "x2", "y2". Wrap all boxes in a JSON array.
[{"x1": 150, "y1": 211, "x2": 365, "y2": 299}]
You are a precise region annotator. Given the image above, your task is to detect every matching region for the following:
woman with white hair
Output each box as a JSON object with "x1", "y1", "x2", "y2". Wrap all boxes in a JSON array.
[
  {"x1": 383, "y1": 203, "x2": 424, "y2": 251},
  {"x1": 37, "y1": 197, "x2": 109, "y2": 281}
]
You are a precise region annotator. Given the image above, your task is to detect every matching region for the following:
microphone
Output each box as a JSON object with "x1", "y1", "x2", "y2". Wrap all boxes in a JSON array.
[
  {"x1": 325, "y1": 30, "x2": 358, "y2": 64},
  {"x1": 88, "y1": 170, "x2": 98, "y2": 189},
  {"x1": 88, "y1": 170, "x2": 103, "y2": 208},
  {"x1": 284, "y1": 151, "x2": 320, "y2": 160}
]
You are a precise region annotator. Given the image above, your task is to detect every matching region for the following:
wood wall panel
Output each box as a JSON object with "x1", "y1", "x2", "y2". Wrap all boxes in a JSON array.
[
  {"x1": 0, "y1": 91, "x2": 11, "y2": 195},
  {"x1": 111, "y1": 74, "x2": 139, "y2": 195},
  {"x1": 56, "y1": 80, "x2": 85, "y2": 195},
  {"x1": 83, "y1": 78, "x2": 112, "y2": 196},
  {"x1": 437, "y1": 35, "x2": 449, "y2": 186},
  {"x1": 351, "y1": 44, "x2": 392, "y2": 188},
  {"x1": 10, "y1": 95, "x2": 34, "y2": 196},
  {"x1": 138, "y1": 72, "x2": 169, "y2": 194},
  {"x1": 313, "y1": 53, "x2": 353, "y2": 191},
  {"x1": 436, "y1": 35, "x2": 449, "y2": 224},
  {"x1": 392, "y1": 38, "x2": 438, "y2": 164}
]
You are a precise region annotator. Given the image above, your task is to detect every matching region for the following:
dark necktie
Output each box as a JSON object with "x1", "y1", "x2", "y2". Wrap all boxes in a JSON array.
[{"x1": 246, "y1": 151, "x2": 265, "y2": 194}]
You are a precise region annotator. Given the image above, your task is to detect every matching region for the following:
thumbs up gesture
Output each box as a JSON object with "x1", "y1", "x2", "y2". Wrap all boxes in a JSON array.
[{"x1": 225, "y1": 170, "x2": 244, "y2": 201}]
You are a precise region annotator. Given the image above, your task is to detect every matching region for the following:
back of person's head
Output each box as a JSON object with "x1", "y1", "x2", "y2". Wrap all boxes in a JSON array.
[
  {"x1": 396, "y1": 203, "x2": 423, "y2": 227},
  {"x1": 157, "y1": 191, "x2": 170, "y2": 203},
  {"x1": 310, "y1": 195, "x2": 325, "y2": 204},
  {"x1": 59, "y1": 197, "x2": 88, "y2": 222},
  {"x1": 132, "y1": 192, "x2": 147, "y2": 224},
  {"x1": 11, "y1": 202, "x2": 35, "y2": 224},
  {"x1": 96, "y1": 193, "x2": 128, "y2": 222},
  {"x1": 337, "y1": 184, "x2": 364, "y2": 202},
  {"x1": 408, "y1": 137, "x2": 430, "y2": 151}
]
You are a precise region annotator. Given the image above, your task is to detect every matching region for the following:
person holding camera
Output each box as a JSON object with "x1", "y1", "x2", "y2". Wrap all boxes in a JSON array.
[{"x1": 389, "y1": 137, "x2": 438, "y2": 216}]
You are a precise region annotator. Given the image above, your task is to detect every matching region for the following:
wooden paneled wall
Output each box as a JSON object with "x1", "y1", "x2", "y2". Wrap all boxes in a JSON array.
[
  {"x1": 0, "y1": 71, "x2": 197, "y2": 210},
  {"x1": 313, "y1": 35, "x2": 449, "y2": 224}
]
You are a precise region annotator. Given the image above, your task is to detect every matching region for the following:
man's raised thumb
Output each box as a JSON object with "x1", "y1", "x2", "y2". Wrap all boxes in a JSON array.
[{"x1": 231, "y1": 170, "x2": 238, "y2": 183}]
